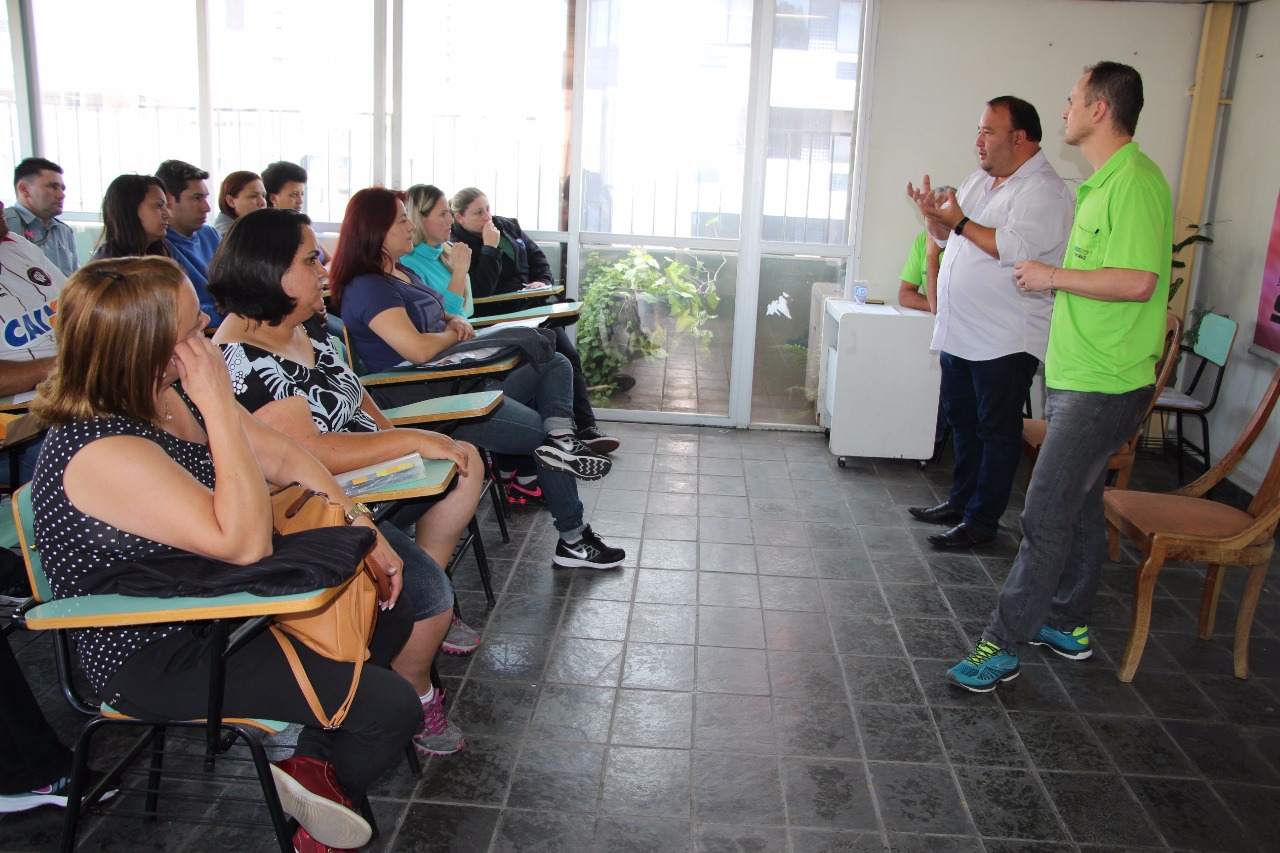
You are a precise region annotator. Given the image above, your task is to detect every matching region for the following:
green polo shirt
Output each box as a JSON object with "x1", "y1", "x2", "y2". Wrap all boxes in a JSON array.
[
  {"x1": 899, "y1": 231, "x2": 944, "y2": 295},
  {"x1": 1045, "y1": 142, "x2": 1172, "y2": 393}
]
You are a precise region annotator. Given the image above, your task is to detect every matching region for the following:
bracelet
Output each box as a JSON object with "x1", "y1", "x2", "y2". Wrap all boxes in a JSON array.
[
  {"x1": 1049, "y1": 268, "x2": 1057, "y2": 291},
  {"x1": 954, "y1": 216, "x2": 971, "y2": 236}
]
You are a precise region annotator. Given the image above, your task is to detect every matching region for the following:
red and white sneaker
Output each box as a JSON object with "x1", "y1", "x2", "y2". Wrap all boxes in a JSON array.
[
  {"x1": 270, "y1": 756, "x2": 370, "y2": 850},
  {"x1": 292, "y1": 825, "x2": 356, "y2": 853}
]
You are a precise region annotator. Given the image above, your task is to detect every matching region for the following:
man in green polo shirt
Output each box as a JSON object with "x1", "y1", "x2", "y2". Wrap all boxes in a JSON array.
[
  {"x1": 947, "y1": 61, "x2": 1172, "y2": 692},
  {"x1": 897, "y1": 230, "x2": 944, "y2": 313}
]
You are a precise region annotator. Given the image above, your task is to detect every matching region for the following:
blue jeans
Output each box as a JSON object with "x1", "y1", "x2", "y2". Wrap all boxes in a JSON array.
[
  {"x1": 371, "y1": 353, "x2": 584, "y2": 535},
  {"x1": 940, "y1": 351, "x2": 1040, "y2": 536},
  {"x1": 984, "y1": 385, "x2": 1152, "y2": 652},
  {"x1": 378, "y1": 521, "x2": 455, "y2": 622}
]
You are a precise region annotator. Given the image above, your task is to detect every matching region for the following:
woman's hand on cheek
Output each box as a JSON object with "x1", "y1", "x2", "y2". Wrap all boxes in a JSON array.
[{"x1": 172, "y1": 337, "x2": 235, "y2": 412}]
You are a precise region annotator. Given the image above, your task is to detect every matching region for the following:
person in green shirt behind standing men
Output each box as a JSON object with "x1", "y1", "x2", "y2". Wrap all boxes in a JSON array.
[
  {"x1": 898, "y1": 230, "x2": 948, "y2": 462},
  {"x1": 946, "y1": 61, "x2": 1172, "y2": 692}
]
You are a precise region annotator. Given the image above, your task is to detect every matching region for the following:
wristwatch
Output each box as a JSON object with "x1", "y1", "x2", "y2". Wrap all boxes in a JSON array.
[
  {"x1": 954, "y1": 216, "x2": 971, "y2": 236},
  {"x1": 344, "y1": 502, "x2": 373, "y2": 525}
]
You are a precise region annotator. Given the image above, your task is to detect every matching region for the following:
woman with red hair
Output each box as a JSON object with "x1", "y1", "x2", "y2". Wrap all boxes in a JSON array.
[{"x1": 330, "y1": 188, "x2": 625, "y2": 570}]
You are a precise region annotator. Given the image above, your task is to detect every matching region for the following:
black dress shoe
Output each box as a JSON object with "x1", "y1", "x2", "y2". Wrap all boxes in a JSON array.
[
  {"x1": 908, "y1": 501, "x2": 963, "y2": 525},
  {"x1": 928, "y1": 523, "x2": 997, "y2": 549}
]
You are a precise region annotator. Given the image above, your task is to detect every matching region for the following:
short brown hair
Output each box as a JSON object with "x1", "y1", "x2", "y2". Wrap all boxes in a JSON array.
[
  {"x1": 33, "y1": 257, "x2": 185, "y2": 426},
  {"x1": 217, "y1": 170, "x2": 262, "y2": 218},
  {"x1": 1083, "y1": 61, "x2": 1144, "y2": 137}
]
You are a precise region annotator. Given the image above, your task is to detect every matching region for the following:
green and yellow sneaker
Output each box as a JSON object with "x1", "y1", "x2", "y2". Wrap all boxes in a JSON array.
[
  {"x1": 946, "y1": 639, "x2": 1020, "y2": 693},
  {"x1": 1030, "y1": 624, "x2": 1092, "y2": 660}
]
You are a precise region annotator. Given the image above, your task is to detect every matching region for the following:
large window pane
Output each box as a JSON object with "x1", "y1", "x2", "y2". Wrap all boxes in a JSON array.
[
  {"x1": 0, "y1": 7, "x2": 18, "y2": 186},
  {"x1": 764, "y1": 0, "x2": 860, "y2": 244},
  {"x1": 208, "y1": 0, "x2": 375, "y2": 223},
  {"x1": 400, "y1": 0, "x2": 569, "y2": 231},
  {"x1": 751, "y1": 255, "x2": 845, "y2": 425},
  {"x1": 577, "y1": 244, "x2": 735, "y2": 416},
  {"x1": 32, "y1": 0, "x2": 200, "y2": 214},
  {"x1": 582, "y1": 0, "x2": 753, "y2": 238}
]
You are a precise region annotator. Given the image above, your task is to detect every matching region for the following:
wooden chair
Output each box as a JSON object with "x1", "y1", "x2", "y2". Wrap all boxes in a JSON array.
[
  {"x1": 10, "y1": 484, "x2": 367, "y2": 853},
  {"x1": 1152, "y1": 311, "x2": 1239, "y2": 484},
  {"x1": 1022, "y1": 313, "x2": 1182, "y2": 559},
  {"x1": 1104, "y1": 364, "x2": 1280, "y2": 682}
]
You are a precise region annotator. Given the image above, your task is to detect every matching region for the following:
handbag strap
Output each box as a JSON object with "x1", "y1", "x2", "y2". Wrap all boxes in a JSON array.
[{"x1": 269, "y1": 624, "x2": 363, "y2": 729}]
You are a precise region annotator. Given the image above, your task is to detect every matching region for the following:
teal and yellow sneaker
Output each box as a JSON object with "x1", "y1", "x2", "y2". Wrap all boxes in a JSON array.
[
  {"x1": 1030, "y1": 624, "x2": 1092, "y2": 660},
  {"x1": 947, "y1": 639, "x2": 1020, "y2": 693}
]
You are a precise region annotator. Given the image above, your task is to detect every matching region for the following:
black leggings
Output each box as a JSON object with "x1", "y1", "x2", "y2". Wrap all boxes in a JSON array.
[
  {"x1": 102, "y1": 601, "x2": 418, "y2": 799},
  {"x1": 0, "y1": 635, "x2": 73, "y2": 793}
]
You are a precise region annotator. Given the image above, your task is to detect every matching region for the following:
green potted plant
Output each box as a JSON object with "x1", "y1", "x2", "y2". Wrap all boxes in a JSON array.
[{"x1": 576, "y1": 248, "x2": 721, "y2": 403}]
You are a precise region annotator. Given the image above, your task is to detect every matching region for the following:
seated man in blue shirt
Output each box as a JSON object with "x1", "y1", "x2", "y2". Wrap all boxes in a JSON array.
[
  {"x1": 4, "y1": 157, "x2": 79, "y2": 277},
  {"x1": 156, "y1": 159, "x2": 223, "y2": 326}
]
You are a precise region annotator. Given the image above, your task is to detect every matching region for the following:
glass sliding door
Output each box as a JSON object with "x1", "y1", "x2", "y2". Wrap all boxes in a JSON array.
[
  {"x1": 577, "y1": 0, "x2": 753, "y2": 418},
  {"x1": 750, "y1": 0, "x2": 861, "y2": 426},
  {"x1": 752, "y1": 254, "x2": 845, "y2": 425}
]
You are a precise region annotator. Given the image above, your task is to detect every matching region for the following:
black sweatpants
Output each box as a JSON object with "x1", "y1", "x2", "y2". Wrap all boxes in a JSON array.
[
  {"x1": 0, "y1": 636, "x2": 74, "y2": 793},
  {"x1": 103, "y1": 600, "x2": 418, "y2": 800}
]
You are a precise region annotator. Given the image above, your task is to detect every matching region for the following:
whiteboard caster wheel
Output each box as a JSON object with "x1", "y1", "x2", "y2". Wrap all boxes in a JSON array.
[{"x1": 837, "y1": 457, "x2": 847, "y2": 468}]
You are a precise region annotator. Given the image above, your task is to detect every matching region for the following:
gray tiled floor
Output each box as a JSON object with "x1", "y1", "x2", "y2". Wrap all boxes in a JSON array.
[{"x1": 5, "y1": 422, "x2": 1280, "y2": 851}]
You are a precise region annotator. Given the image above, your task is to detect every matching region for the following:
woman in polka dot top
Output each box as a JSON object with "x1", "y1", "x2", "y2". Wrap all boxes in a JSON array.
[{"x1": 29, "y1": 256, "x2": 422, "y2": 850}]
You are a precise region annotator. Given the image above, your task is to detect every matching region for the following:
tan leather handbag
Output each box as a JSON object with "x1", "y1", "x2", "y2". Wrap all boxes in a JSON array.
[{"x1": 267, "y1": 484, "x2": 391, "y2": 728}]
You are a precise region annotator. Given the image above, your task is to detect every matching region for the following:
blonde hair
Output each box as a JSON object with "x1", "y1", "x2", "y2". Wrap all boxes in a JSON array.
[
  {"x1": 448, "y1": 186, "x2": 485, "y2": 217},
  {"x1": 404, "y1": 184, "x2": 446, "y2": 247},
  {"x1": 33, "y1": 257, "x2": 185, "y2": 426}
]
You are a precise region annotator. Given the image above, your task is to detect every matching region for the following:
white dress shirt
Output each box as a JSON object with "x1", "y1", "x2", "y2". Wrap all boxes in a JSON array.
[{"x1": 931, "y1": 149, "x2": 1074, "y2": 361}]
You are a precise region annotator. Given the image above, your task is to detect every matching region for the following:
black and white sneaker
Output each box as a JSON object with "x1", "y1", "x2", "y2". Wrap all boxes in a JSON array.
[
  {"x1": 553, "y1": 526, "x2": 625, "y2": 569},
  {"x1": 576, "y1": 426, "x2": 621, "y2": 455},
  {"x1": 533, "y1": 434, "x2": 612, "y2": 481}
]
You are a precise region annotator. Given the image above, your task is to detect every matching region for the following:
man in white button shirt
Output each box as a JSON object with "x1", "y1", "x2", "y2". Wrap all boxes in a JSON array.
[{"x1": 906, "y1": 96, "x2": 1074, "y2": 549}]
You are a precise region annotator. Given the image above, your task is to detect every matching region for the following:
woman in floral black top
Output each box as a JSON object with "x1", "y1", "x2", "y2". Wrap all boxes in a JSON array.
[{"x1": 209, "y1": 208, "x2": 483, "y2": 757}]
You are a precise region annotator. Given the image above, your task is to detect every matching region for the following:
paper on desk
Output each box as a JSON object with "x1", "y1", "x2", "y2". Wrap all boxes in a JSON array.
[
  {"x1": 11, "y1": 390, "x2": 36, "y2": 404},
  {"x1": 336, "y1": 452, "x2": 425, "y2": 496}
]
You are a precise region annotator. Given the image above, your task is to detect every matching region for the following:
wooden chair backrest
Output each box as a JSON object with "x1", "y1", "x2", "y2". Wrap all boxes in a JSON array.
[
  {"x1": 1145, "y1": 312, "x2": 1184, "y2": 422},
  {"x1": 1246, "y1": 365, "x2": 1280, "y2": 520},
  {"x1": 1175, "y1": 364, "x2": 1280, "y2": 512},
  {"x1": 1120, "y1": 313, "x2": 1184, "y2": 456}
]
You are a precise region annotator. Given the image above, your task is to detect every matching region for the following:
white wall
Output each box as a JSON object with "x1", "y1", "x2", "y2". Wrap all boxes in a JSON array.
[
  {"x1": 1193, "y1": 0, "x2": 1280, "y2": 491},
  {"x1": 857, "y1": 0, "x2": 1203, "y2": 297}
]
